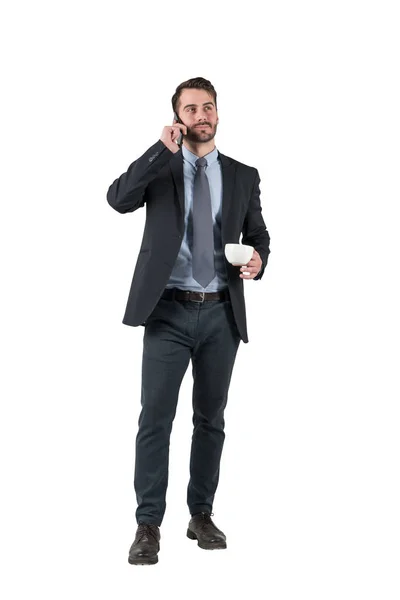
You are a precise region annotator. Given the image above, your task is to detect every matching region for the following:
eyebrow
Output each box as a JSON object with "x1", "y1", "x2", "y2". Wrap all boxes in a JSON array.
[{"x1": 183, "y1": 102, "x2": 215, "y2": 110}]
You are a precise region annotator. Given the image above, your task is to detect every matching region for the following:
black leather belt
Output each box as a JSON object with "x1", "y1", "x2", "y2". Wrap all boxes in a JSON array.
[{"x1": 161, "y1": 288, "x2": 230, "y2": 303}]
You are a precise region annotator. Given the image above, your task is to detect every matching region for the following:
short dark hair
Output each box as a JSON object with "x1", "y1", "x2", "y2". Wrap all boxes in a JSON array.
[{"x1": 172, "y1": 77, "x2": 217, "y2": 116}]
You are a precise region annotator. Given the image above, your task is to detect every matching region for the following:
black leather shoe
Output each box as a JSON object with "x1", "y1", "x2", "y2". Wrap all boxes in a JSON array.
[
  {"x1": 128, "y1": 523, "x2": 160, "y2": 565},
  {"x1": 187, "y1": 512, "x2": 227, "y2": 550}
]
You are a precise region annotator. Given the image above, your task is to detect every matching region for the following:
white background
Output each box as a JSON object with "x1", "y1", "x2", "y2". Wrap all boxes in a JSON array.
[{"x1": 1, "y1": 0, "x2": 399, "y2": 597}]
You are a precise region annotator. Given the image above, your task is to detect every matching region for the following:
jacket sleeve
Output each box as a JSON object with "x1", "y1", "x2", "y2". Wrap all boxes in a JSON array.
[
  {"x1": 241, "y1": 169, "x2": 271, "y2": 280},
  {"x1": 106, "y1": 140, "x2": 175, "y2": 214}
]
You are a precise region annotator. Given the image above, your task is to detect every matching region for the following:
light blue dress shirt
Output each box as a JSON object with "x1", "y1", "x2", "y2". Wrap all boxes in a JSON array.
[{"x1": 166, "y1": 144, "x2": 229, "y2": 292}]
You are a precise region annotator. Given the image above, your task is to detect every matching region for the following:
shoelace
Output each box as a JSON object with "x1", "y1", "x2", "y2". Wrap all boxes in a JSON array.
[
  {"x1": 137, "y1": 523, "x2": 159, "y2": 542},
  {"x1": 198, "y1": 512, "x2": 215, "y2": 528}
]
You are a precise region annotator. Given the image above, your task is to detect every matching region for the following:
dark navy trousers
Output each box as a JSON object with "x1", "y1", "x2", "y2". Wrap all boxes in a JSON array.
[{"x1": 134, "y1": 289, "x2": 241, "y2": 526}]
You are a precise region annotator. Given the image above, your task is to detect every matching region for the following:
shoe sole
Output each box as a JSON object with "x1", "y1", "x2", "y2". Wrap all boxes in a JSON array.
[
  {"x1": 186, "y1": 528, "x2": 227, "y2": 550},
  {"x1": 128, "y1": 555, "x2": 158, "y2": 565}
]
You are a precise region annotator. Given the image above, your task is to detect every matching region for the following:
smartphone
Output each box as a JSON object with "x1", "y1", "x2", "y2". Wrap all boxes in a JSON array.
[{"x1": 173, "y1": 111, "x2": 184, "y2": 146}]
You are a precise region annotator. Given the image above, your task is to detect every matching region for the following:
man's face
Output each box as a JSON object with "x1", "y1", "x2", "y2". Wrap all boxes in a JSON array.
[{"x1": 176, "y1": 88, "x2": 219, "y2": 144}]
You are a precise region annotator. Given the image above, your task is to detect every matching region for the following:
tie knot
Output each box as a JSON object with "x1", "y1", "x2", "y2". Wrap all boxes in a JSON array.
[{"x1": 196, "y1": 157, "x2": 207, "y2": 169}]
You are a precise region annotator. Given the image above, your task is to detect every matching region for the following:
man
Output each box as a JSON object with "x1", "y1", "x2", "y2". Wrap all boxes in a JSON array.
[{"x1": 107, "y1": 77, "x2": 271, "y2": 565}]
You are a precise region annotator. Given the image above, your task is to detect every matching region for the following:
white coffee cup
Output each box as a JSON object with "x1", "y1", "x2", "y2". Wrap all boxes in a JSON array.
[{"x1": 224, "y1": 243, "x2": 254, "y2": 266}]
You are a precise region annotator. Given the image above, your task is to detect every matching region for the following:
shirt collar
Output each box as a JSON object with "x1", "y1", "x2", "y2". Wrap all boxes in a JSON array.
[{"x1": 181, "y1": 144, "x2": 219, "y2": 168}]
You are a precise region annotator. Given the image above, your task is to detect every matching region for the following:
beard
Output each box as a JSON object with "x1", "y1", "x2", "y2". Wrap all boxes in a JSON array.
[{"x1": 185, "y1": 122, "x2": 218, "y2": 144}]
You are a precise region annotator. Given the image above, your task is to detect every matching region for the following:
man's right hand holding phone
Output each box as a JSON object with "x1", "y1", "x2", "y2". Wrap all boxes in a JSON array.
[{"x1": 160, "y1": 121, "x2": 187, "y2": 153}]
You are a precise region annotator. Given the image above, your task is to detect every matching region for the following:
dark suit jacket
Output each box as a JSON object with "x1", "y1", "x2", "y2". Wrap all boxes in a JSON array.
[{"x1": 107, "y1": 140, "x2": 271, "y2": 343}]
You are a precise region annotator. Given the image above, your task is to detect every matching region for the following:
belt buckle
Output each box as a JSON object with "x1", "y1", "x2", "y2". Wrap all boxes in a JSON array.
[{"x1": 193, "y1": 291, "x2": 205, "y2": 303}]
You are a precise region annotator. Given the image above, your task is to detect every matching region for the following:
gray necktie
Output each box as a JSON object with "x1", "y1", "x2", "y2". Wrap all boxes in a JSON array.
[{"x1": 192, "y1": 157, "x2": 215, "y2": 288}]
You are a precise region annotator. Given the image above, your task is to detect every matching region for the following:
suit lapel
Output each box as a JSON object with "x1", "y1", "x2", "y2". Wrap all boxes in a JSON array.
[
  {"x1": 169, "y1": 148, "x2": 236, "y2": 238},
  {"x1": 218, "y1": 152, "x2": 235, "y2": 242},
  {"x1": 169, "y1": 149, "x2": 185, "y2": 220}
]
